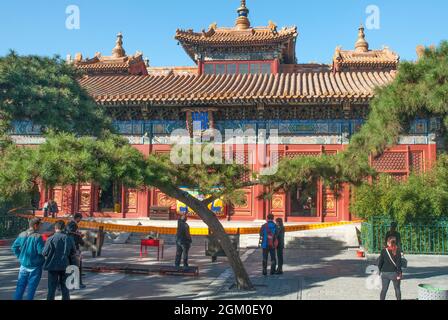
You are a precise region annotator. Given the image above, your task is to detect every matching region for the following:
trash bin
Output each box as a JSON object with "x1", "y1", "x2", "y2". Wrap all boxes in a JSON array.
[
  {"x1": 418, "y1": 284, "x2": 448, "y2": 300},
  {"x1": 205, "y1": 231, "x2": 239, "y2": 262}
]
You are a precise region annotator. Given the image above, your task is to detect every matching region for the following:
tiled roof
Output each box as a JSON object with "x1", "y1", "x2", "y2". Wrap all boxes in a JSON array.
[
  {"x1": 175, "y1": 26, "x2": 298, "y2": 46},
  {"x1": 74, "y1": 54, "x2": 148, "y2": 76},
  {"x1": 73, "y1": 33, "x2": 148, "y2": 76},
  {"x1": 280, "y1": 64, "x2": 331, "y2": 74},
  {"x1": 79, "y1": 70, "x2": 396, "y2": 106},
  {"x1": 175, "y1": 24, "x2": 298, "y2": 63},
  {"x1": 147, "y1": 66, "x2": 198, "y2": 76},
  {"x1": 333, "y1": 47, "x2": 400, "y2": 72}
]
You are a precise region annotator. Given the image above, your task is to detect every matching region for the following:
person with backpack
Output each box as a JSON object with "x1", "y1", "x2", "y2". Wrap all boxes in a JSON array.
[
  {"x1": 275, "y1": 218, "x2": 285, "y2": 275},
  {"x1": 259, "y1": 214, "x2": 278, "y2": 276},
  {"x1": 378, "y1": 237, "x2": 403, "y2": 300},
  {"x1": 11, "y1": 218, "x2": 45, "y2": 300},
  {"x1": 42, "y1": 220, "x2": 76, "y2": 300}
]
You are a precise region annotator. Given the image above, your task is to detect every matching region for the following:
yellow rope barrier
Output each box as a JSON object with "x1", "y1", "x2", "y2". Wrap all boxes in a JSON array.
[{"x1": 13, "y1": 213, "x2": 362, "y2": 236}]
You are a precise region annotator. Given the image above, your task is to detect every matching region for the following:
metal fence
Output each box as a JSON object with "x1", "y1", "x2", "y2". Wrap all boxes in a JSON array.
[
  {"x1": 361, "y1": 219, "x2": 448, "y2": 255},
  {"x1": 0, "y1": 215, "x2": 29, "y2": 239}
]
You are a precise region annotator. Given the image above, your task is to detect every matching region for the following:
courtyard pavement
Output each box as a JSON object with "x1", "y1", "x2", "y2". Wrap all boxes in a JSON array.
[{"x1": 1, "y1": 237, "x2": 447, "y2": 300}]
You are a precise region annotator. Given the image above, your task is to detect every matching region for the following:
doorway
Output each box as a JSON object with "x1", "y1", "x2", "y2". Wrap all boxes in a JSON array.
[{"x1": 289, "y1": 182, "x2": 318, "y2": 217}]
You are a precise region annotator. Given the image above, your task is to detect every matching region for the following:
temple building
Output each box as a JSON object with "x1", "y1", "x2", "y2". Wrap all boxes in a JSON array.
[{"x1": 13, "y1": 1, "x2": 439, "y2": 222}]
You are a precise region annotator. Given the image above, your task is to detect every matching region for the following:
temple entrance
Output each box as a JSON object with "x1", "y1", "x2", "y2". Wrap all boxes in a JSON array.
[
  {"x1": 99, "y1": 182, "x2": 122, "y2": 212},
  {"x1": 288, "y1": 182, "x2": 318, "y2": 217}
]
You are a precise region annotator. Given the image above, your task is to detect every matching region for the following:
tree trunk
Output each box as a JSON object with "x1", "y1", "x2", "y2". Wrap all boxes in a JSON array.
[{"x1": 160, "y1": 186, "x2": 254, "y2": 291}]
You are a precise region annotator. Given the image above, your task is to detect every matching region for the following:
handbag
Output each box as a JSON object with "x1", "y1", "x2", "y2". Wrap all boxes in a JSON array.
[{"x1": 401, "y1": 253, "x2": 408, "y2": 269}]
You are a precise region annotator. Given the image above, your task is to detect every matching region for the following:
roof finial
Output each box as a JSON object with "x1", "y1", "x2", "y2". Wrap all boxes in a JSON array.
[
  {"x1": 235, "y1": 0, "x2": 250, "y2": 30},
  {"x1": 355, "y1": 24, "x2": 369, "y2": 53},
  {"x1": 112, "y1": 32, "x2": 126, "y2": 58}
]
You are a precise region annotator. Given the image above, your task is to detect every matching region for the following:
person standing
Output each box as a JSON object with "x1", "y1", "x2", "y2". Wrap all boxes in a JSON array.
[
  {"x1": 49, "y1": 200, "x2": 59, "y2": 219},
  {"x1": 42, "y1": 220, "x2": 76, "y2": 300},
  {"x1": 66, "y1": 213, "x2": 86, "y2": 289},
  {"x1": 259, "y1": 214, "x2": 278, "y2": 276},
  {"x1": 275, "y1": 218, "x2": 285, "y2": 275},
  {"x1": 43, "y1": 200, "x2": 50, "y2": 218},
  {"x1": 175, "y1": 213, "x2": 192, "y2": 269},
  {"x1": 11, "y1": 218, "x2": 45, "y2": 300},
  {"x1": 378, "y1": 237, "x2": 403, "y2": 300},
  {"x1": 30, "y1": 184, "x2": 40, "y2": 216}
]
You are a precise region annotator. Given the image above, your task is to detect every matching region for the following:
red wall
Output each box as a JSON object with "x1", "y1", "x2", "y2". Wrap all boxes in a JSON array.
[{"x1": 36, "y1": 143, "x2": 437, "y2": 222}]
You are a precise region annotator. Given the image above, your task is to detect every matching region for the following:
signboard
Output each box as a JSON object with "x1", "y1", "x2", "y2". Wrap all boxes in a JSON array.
[{"x1": 176, "y1": 188, "x2": 225, "y2": 217}]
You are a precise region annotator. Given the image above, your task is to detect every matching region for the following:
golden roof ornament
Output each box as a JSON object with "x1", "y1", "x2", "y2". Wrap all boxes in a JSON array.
[
  {"x1": 112, "y1": 32, "x2": 126, "y2": 58},
  {"x1": 209, "y1": 22, "x2": 218, "y2": 30},
  {"x1": 268, "y1": 20, "x2": 278, "y2": 33},
  {"x1": 235, "y1": 0, "x2": 250, "y2": 30},
  {"x1": 355, "y1": 24, "x2": 369, "y2": 53}
]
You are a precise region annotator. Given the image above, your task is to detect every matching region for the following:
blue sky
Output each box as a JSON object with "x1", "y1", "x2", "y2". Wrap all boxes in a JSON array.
[{"x1": 0, "y1": 0, "x2": 446, "y2": 66}]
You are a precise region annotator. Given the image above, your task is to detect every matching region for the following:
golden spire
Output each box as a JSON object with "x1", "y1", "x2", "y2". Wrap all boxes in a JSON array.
[
  {"x1": 112, "y1": 32, "x2": 126, "y2": 58},
  {"x1": 235, "y1": 0, "x2": 250, "y2": 30},
  {"x1": 355, "y1": 24, "x2": 369, "y2": 53}
]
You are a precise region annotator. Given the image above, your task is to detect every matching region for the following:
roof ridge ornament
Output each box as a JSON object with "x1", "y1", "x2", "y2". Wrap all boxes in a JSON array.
[
  {"x1": 235, "y1": 0, "x2": 250, "y2": 30},
  {"x1": 268, "y1": 20, "x2": 278, "y2": 33},
  {"x1": 112, "y1": 32, "x2": 126, "y2": 58},
  {"x1": 355, "y1": 24, "x2": 369, "y2": 53}
]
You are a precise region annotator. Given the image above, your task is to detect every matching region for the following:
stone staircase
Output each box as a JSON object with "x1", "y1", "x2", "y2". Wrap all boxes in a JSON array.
[{"x1": 284, "y1": 225, "x2": 361, "y2": 250}]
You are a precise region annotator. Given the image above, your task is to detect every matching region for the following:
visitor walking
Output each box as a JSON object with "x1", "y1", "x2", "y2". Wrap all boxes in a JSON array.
[
  {"x1": 259, "y1": 214, "x2": 278, "y2": 276},
  {"x1": 385, "y1": 222, "x2": 401, "y2": 248},
  {"x1": 378, "y1": 237, "x2": 403, "y2": 300},
  {"x1": 42, "y1": 220, "x2": 76, "y2": 300},
  {"x1": 275, "y1": 218, "x2": 285, "y2": 275},
  {"x1": 11, "y1": 218, "x2": 45, "y2": 300},
  {"x1": 175, "y1": 213, "x2": 192, "y2": 269},
  {"x1": 66, "y1": 213, "x2": 86, "y2": 289}
]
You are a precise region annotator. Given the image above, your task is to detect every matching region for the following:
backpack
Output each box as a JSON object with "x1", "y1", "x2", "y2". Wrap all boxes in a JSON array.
[{"x1": 265, "y1": 223, "x2": 279, "y2": 249}]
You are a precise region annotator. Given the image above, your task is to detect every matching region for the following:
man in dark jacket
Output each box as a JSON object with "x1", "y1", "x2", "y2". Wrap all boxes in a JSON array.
[
  {"x1": 66, "y1": 213, "x2": 85, "y2": 288},
  {"x1": 42, "y1": 220, "x2": 76, "y2": 300},
  {"x1": 175, "y1": 213, "x2": 192, "y2": 269},
  {"x1": 11, "y1": 218, "x2": 45, "y2": 300},
  {"x1": 259, "y1": 214, "x2": 278, "y2": 276}
]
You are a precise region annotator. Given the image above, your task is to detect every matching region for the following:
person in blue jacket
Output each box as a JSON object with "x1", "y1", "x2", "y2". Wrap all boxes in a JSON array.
[
  {"x1": 11, "y1": 218, "x2": 45, "y2": 300},
  {"x1": 259, "y1": 214, "x2": 278, "y2": 276},
  {"x1": 42, "y1": 220, "x2": 76, "y2": 300}
]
